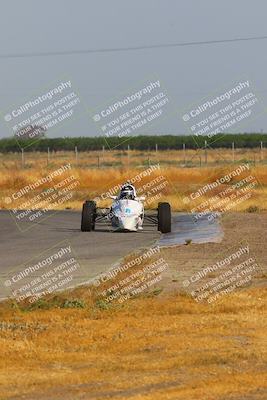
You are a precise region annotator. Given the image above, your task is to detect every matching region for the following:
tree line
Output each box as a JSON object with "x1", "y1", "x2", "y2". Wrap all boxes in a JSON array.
[{"x1": 0, "y1": 134, "x2": 266, "y2": 152}]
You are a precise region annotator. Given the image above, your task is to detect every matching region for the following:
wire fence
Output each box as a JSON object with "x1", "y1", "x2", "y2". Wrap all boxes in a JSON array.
[{"x1": 2, "y1": 142, "x2": 265, "y2": 170}]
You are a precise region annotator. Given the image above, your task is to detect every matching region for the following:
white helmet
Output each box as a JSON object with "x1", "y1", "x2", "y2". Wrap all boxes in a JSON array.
[{"x1": 120, "y1": 182, "x2": 136, "y2": 200}]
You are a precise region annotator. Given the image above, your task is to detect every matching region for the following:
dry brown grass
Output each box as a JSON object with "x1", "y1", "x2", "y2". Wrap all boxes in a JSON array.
[
  {"x1": 0, "y1": 150, "x2": 267, "y2": 212},
  {"x1": 0, "y1": 286, "x2": 266, "y2": 400},
  {"x1": 0, "y1": 207, "x2": 266, "y2": 399}
]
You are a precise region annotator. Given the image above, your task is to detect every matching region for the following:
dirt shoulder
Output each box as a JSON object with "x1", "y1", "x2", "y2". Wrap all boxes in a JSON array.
[{"x1": 160, "y1": 212, "x2": 267, "y2": 294}]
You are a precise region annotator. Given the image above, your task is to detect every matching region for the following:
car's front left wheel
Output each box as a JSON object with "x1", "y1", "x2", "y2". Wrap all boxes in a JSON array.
[{"x1": 81, "y1": 200, "x2": 96, "y2": 231}]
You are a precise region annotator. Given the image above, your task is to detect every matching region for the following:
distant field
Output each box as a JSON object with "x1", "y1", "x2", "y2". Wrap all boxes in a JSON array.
[{"x1": 0, "y1": 149, "x2": 266, "y2": 212}]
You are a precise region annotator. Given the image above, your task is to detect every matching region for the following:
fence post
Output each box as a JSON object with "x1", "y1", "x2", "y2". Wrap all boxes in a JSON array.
[
  {"x1": 75, "y1": 146, "x2": 78, "y2": 163},
  {"x1": 127, "y1": 144, "x2": 130, "y2": 168},
  {"x1": 47, "y1": 147, "x2": 50, "y2": 165},
  {"x1": 97, "y1": 155, "x2": 100, "y2": 168},
  {"x1": 21, "y1": 148, "x2": 25, "y2": 168},
  {"x1": 260, "y1": 141, "x2": 263, "y2": 161},
  {"x1": 155, "y1": 143, "x2": 158, "y2": 153},
  {"x1": 183, "y1": 143, "x2": 186, "y2": 165},
  {"x1": 232, "y1": 142, "x2": 235, "y2": 162},
  {"x1": 204, "y1": 140, "x2": 208, "y2": 165}
]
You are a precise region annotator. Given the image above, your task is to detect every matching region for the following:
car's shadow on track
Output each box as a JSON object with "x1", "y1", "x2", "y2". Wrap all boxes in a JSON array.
[
  {"x1": 46, "y1": 226, "x2": 156, "y2": 234},
  {"x1": 92, "y1": 228, "x2": 157, "y2": 234},
  {"x1": 50, "y1": 227, "x2": 81, "y2": 232},
  {"x1": 31, "y1": 218, "x2": 158, "y2": 234}
]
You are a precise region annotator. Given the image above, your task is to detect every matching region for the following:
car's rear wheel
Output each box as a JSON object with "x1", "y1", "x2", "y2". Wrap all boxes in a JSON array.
[
  {"x1": 81, "y1": 201, "x2": 96, "y2": 231},
  {"x1": 158, "y1": 202, "x2": 171, "y2": 233}
]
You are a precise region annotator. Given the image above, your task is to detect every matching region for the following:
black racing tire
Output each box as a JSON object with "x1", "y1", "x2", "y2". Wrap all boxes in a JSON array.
[
  {"x1": 81, "y1": 201, "x2": 96, "y2": 232},
  {"x1": 158, "y1": 202, "x2": 171, "y2": 233}
]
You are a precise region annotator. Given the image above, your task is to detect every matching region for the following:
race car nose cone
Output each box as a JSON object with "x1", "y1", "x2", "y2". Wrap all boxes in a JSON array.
[{"x1": 118, "y1": 215, "x2": 139, "y2": 231}]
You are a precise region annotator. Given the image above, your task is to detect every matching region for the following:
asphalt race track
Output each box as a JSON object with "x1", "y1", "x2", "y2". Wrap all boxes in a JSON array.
[
  {"x1": 0, "y1": 210, "x2": 223, "y2": 300},
  {"x1": 0, "y1": 210, "x2": 160, "y2": 300}
]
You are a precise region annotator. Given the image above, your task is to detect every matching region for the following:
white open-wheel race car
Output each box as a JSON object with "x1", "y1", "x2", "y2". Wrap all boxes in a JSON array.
[{"x1": 81, "y1": 182, "x2": 171, "y2": 233}]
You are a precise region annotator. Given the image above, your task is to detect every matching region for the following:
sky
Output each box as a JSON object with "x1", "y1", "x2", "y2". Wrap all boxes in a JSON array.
[{"x1": 0, "y1": 0, "x2": 267, "y2": 139}]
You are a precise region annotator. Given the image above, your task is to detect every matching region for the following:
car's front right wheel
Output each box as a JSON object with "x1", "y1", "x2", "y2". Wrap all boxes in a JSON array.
[{"x1": 158, "y1": 202, "x2": 171, "y2": 233}]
